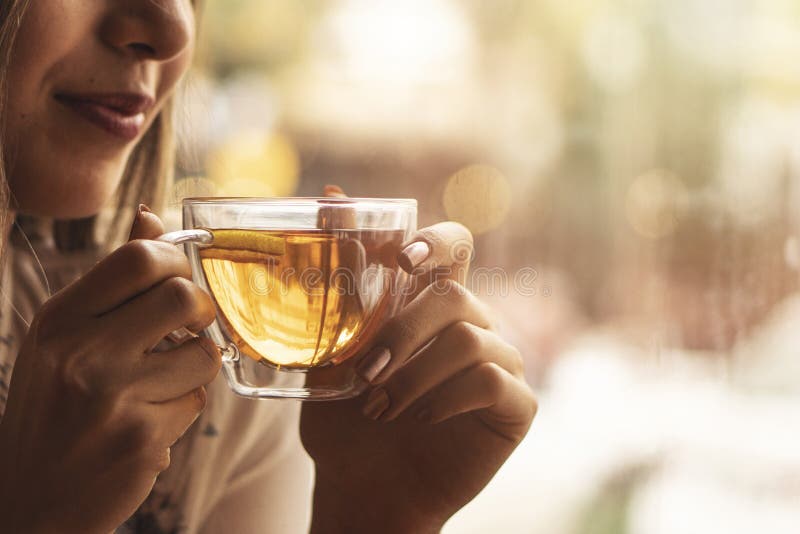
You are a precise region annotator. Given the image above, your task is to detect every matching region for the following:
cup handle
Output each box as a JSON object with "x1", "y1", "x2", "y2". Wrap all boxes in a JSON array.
[
  {"x1": 156, "y1": 228, "x2": 239, "y2": 363},
  {"x1": 157, "y1": 228, "x2": 214, "y2": 247}
]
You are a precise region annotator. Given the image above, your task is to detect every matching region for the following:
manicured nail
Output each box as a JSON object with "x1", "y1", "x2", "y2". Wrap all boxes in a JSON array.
[
  {"x1": 398, "y1": 241, "x2": 431, "y2": 273},
  {"x1": 324, "y1": 184, "x2": 347, "y2": 198},
  {"x1": 129, "y1": 204, "x2": 151, "y2": 240},
  {"x1": 356, "y1": 347, "x2": 391, "y2": 383},
  {"x1": 363, "y1": 388, "x2": 390, "y2": 420}
]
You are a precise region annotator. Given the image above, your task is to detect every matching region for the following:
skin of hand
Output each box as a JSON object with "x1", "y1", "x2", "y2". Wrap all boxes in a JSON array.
[
  {"x1": 302, "y1": 187, "x2": 537, "y2": 533},
  {"x1": 0, "y1": 207, "x2": 220, "y2": 534}
]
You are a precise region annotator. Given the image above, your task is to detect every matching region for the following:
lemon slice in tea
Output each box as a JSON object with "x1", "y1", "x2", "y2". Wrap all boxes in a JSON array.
[{"x1": 200, "y1": 229, "x2": 286, "y2": 263}]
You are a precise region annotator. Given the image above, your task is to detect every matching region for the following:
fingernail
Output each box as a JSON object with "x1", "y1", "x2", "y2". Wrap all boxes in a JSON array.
[
  {"x1": 363, "y1": 388, "x2": 390, "y2": 420},
  {"x1": 324, "y1": 184, "x2": 347, "y2": 198},
  {"x1": 129, "y1": 204, "x2": 150, "y2": 240},
  {"x1": 356, "y1": 347, "x2": 391, "y2": 383},
  {"x1": 398, "y1": 241, "x2": 431, "y2": 273}
]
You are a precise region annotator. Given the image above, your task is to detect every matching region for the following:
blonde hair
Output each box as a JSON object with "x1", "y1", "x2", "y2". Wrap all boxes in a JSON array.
[{"x1": 0, "y1": 0, "x2": 178, "y2": 254}]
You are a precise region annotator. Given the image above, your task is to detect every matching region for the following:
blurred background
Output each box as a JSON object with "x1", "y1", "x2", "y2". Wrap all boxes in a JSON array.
[{"x1": 172, "y1": 1, "x2": 800, "y2": 532}]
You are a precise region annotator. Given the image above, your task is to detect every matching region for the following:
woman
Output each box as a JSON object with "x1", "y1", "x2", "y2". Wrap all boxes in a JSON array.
[{"x1": 0, "y1": 1, "x2": 536, "y2": 533}]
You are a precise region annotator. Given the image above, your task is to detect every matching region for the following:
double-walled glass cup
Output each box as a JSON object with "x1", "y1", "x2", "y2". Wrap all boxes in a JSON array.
[{"x1": 159, "y1": 197, "x2": 417, "y2": 400}]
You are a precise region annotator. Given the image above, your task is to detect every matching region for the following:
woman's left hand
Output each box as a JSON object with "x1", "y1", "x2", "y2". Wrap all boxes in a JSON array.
[{"x1": 301, "y1": 198, "x2": 537, "y2": 533}]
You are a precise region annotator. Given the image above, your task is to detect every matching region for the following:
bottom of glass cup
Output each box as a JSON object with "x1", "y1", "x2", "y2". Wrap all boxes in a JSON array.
[
  {"x1": 227, "y1": 384, "x2": 365, "y2": 401},
  {"x1": 221, "y1": 360, "x2": 368, "y2": 401}
]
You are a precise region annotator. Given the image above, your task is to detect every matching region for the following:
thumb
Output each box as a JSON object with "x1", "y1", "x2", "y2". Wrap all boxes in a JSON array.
[
  {"x1": 128, "y1": 204, "x2": 166, "y2": 241},
  {"x1": 323, "y1": 184, "x2": 347, "y2": 198},
  {"x1": 318, "y1": 185, "x2": 355, "y2": 229}
]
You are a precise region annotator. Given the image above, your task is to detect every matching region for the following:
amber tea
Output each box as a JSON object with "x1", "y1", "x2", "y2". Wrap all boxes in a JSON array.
[
  {"x1": 199, "y1": 229, "x2": 405, "y2": 370},
  {"x1": 160, "y1": 197, "x2": 416, "y2": 400}
]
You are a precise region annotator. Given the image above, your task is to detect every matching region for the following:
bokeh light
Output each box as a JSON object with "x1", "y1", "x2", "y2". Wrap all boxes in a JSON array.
[
  {"x1": 205, "y1": 130, "x2": 299, "y2": 197},
  {"x1": 625, "y1": 169, "x2": 687, "y2": 239},
  {"x1": 320, "y1": 0, "x2": 473, "y2": 86},
  {"x1": 443, "y1": 164, "x2": 512, "y2": 236},
  {"x1": 581, "y1": 10, "x2": 645, "y2": 93}
]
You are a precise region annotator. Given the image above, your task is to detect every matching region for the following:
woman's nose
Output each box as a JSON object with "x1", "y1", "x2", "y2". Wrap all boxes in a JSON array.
[{"x1": 99, "y1": 0, "x2": 193, "y2": 62}]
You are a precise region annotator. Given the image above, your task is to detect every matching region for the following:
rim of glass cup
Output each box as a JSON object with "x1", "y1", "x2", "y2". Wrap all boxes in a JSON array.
[{"x1": 182, "y1": 196, "x2": 417, "y2": 208}]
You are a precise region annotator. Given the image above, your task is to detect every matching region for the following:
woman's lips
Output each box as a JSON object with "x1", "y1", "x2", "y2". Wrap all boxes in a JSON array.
[{"x1": 54, "y1": 93, "x2": 154, "y2": 141}]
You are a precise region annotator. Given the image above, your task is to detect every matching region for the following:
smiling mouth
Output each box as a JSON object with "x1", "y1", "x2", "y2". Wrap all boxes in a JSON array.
[{"x1": 54, "y1": 93, "x2": 154, "y2": 141}]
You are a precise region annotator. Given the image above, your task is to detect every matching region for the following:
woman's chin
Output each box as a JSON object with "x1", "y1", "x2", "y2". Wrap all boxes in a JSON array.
[
  {"x1": 7, "y1": 151, "x2": 127, "y2": 222},
  {"x1": 13, "y1": 195, "x2": 110, "y2": 220},
  {"x1": 10, "y1": 174, "x2": 121, "y2": 221}
]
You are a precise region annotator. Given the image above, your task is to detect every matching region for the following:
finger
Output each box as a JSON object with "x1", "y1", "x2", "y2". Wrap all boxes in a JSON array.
[
  {"x1": 128, "y1": 204, "x2": 167, "y2": 241},
  {"x1": 324, "y1": 184, "x2": 347, "y2": 197},
  {"x1": 103, "y1": 276, "x2": 216, "y2": 351},
  {"x1": 416, "y1": 362, "x2": 537, "y2": 440},
  {"x1": 130, "y1": 337, "x2": 221, "y2": 402},
  {"x1": 319, "y1": 184, "x2": 355, "y2": 228},
  {"x1": 317, "y1": 198, "x2": 357, "y2": 229},
  {"x1": 62, "y1": 239, "x2": 192, "y2": 316},
  {"x1": 361, "y1": 323, "x2": 524, "y2": 421},
  {"x1": 355, "y1": 279, "x2": 492, "y2": 385},
  {"x1": 398, "y1": 222, "x2": 473, "y2": 287},
  {"x1": 151, "y1": 387, "x2": 207, "y2": 447},
  {"x1": 126, "y1": 387, "x2": 207, "y2": 460}
]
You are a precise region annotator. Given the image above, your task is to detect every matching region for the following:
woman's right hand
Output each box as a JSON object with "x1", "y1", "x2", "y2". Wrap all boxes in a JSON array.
[{"x1": 0, "y1": 206, "x2": 221, "y2": 534}]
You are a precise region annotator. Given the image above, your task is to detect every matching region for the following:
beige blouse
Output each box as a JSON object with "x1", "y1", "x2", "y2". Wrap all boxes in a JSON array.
[{"x1": 0, "y1": 224, "x2": 314, "y2": 534}]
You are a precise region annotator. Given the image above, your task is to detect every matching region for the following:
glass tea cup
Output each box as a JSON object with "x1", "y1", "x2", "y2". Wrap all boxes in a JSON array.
[{"x1": 158, "y1": 197, "x2": 417, "y2": 400}]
